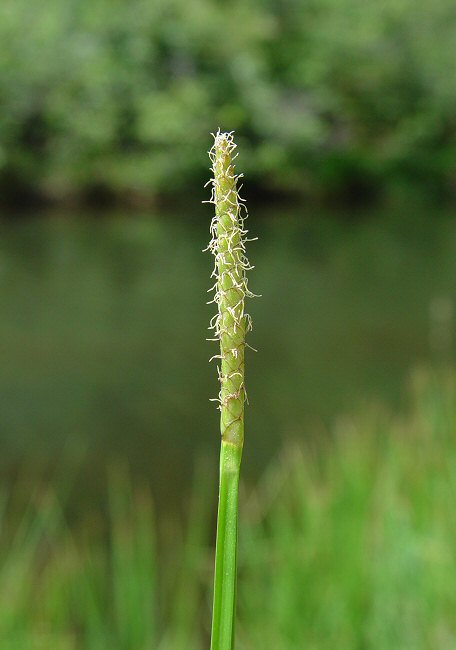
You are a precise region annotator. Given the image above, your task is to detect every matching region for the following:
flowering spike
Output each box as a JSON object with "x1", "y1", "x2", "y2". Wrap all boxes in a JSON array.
[{"x1": 206, "y1": 130, "x2": 254, "y2": 447}]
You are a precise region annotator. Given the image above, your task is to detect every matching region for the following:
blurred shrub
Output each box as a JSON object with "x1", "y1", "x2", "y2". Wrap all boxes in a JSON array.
[{"x1": 0, "y1": 0, "x2": 455, "y2": 203}]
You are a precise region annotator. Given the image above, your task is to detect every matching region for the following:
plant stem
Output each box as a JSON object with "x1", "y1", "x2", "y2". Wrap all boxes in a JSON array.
[
  {"x1": 207, "y1": 131, "x2": 254, "y2": 650},
  {"x1": 210, "y1": 441, "x2": 242, "y2": 650}
]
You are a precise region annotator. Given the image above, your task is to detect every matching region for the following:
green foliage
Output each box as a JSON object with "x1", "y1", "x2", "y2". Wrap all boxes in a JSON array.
[
  {"x1": 1, "y1": 0, "x2": 456, "y2": 202},
  {"x1": 1, "y1": 370, "x2": 456, "y2": 648}
]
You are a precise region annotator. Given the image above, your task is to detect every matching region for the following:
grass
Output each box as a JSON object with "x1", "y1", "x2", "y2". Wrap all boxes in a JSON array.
[
  {"x1": 1, "y1": 368, "x2": 456, "y2": 648},
  {"x1": 206, "y1": 131, "x2": 254, "y2": 649}
]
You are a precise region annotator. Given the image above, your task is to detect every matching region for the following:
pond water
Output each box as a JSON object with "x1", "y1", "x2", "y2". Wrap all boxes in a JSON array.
[{"x1": 1, "y1": 205, "x2": 455, "y2": 515}]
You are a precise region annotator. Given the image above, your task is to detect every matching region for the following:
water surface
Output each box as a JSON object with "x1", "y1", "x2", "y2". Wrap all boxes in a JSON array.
[{"x1": 0, "y1": 206, "x2": 454, "y2": 515}]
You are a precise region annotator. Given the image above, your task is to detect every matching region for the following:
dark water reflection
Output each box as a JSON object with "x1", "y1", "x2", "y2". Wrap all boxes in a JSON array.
[{"x1": 0, "y1": 207, "x2": 455, "y2": 516}]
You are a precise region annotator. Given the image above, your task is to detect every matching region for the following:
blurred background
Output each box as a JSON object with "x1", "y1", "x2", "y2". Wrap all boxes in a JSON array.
[{"x1": 2, "y1": 0, "x2": 456, "y2": 648}]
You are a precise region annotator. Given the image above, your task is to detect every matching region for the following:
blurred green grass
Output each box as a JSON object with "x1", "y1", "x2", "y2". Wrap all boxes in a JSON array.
[{"x1": 1, "y1": 368, "x2": 456, "y2": 649}]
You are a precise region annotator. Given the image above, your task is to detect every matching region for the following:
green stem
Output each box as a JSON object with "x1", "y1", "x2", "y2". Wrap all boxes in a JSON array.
[
  {"x1": 210, "y1": 441, "x2": 242, "y2": 650},
  {"x1": 207, "y1": 131, "x2": 253, "y2": 650}
]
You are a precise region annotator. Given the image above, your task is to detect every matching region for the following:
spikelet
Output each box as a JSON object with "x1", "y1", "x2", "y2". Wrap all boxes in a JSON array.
[{"x1": 205, "y1": 130, "x2": 256, "y2": 447}]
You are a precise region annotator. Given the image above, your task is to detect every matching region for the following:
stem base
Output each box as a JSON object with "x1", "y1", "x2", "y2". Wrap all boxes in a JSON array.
[{"x1": 210, "y1": 441, "x2": 243, "y2": 650}]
